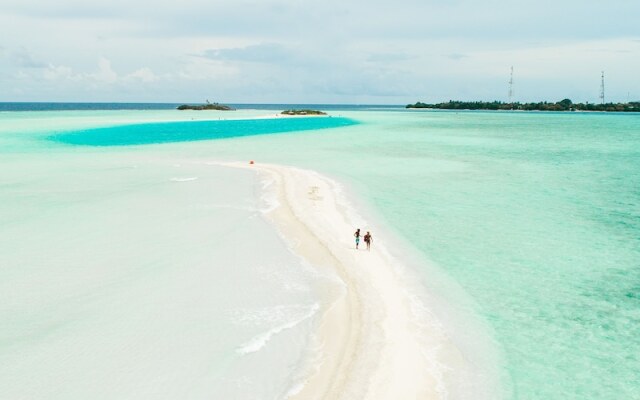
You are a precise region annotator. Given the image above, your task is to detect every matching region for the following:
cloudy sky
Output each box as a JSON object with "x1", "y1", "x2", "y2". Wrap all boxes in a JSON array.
[{"x1": 1, "y1": 0, "x2": 638, "y2": 104}]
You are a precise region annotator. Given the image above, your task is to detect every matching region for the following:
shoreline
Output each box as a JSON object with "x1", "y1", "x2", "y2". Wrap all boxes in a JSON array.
[
  {"x1": 222, "y1": 161, "x2": 473, "y2": 399},
  {"x1": 0, "y1": 109, "x2": 334, "y2": 137}
]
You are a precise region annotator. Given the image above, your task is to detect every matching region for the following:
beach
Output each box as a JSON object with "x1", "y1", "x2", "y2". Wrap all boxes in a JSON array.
[
  {"x1": 1, "y1": 109, "x2": 451, "y2": 399},
  {"x1": 1, "y1": 107, "x2": 638, "y2": 399},
  {"x1": 224, "y1": 161, "x2": 458, "y2": 399}
]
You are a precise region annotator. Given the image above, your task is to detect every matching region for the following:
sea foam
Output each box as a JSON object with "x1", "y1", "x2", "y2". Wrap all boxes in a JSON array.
[
  {"x1": 236, "y1": 303, "x2": 320, "y2": 355},
  {"x1": 170, "y1": 177, "x2": 198, "y2": 182}
]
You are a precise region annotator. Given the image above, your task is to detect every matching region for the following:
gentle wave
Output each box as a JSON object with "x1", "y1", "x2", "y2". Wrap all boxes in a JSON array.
[
  {"x1": 236, "y1": 303, "x2": 320, "y2": 355},
  {"x1": 259, "y1": 177, "x2": 280, "y2": 213},
  {"x1": 169, "y1": 177, "x2": 198, "y2": 182}
]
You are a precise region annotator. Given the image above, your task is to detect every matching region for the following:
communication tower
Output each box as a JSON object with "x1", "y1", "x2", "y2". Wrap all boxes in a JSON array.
[
  {"x1": 508, "y1": 66, "x2": 514, "y2": 103},
  {"x1": 599, "y1": 71, "x2": 605, "y2": 104}
]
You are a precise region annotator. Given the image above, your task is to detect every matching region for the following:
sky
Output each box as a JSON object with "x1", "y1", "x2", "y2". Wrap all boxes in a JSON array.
[{"x1": 1, "y1": 0, "x2": 639, "y2": 104}]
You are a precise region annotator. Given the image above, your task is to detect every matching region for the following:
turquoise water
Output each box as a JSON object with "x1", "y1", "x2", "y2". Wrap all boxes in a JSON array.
[
  {"x1": 260, "y1": 110, "x2": 639, "y2": 399},
  {"x1": 168, "y1": 110, "x2": 638, "y2": 399},
  {"x1": 335, "y1": 111, "x2": 640, "y2": 399},
  {"x1": 2, "y1": 108, "x2": 639, "y2": 399},
  {"x1": 49, "y1": 117, "x2": 356, "y2": 146},
  {"x1": 0, "y1": 112, "x2": 340, "y2": 399}
]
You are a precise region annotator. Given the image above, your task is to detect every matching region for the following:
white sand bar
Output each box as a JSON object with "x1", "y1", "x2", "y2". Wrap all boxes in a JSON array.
[{"x1": 223, "y1": 162, "x2": 472, "y2": 399}]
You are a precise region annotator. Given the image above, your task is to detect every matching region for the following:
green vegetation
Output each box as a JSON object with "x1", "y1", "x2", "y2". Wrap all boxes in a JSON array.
[
  {"x1": 177, "y1": 101, "x2": 234, "y2": 111},
  {"x1": 407, "y1": 100, "x2": 640, "y2": 112},
  {"x1": 281, "y1": 109, "x2": 327, "y2": 115}
]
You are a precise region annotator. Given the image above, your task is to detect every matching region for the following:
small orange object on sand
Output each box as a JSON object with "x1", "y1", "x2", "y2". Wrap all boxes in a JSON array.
[{"x1": 249, "y1": 160, "x2": 255, "y2": 165}]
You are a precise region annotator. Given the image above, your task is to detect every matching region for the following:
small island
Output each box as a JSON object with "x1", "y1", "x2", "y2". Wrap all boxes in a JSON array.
[
  {"x1": 177, "y1": 101, "x2": 234, "y2": 111},
  {"x1": 407, "y1": 99, "x2": 639, "y2": 112},
  {"x1": 281, "y1": 109, "x2": 327, "y2": 116}
]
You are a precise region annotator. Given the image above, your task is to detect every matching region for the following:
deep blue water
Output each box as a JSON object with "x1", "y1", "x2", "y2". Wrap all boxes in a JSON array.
[
  {"x1": 0, "y1": 102, "x2": 403, "y2": 112},
  {"x1": 49, "y1": 117, "x2": 358, "y2": 146},
  {"x1": 0, "y1": 102, "x2": 181, "y2": 111}
]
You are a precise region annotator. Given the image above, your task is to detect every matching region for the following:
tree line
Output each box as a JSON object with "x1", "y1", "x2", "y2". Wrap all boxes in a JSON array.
[{"x1": 407, "y1": 99, "x2": 640, "y2": 112}]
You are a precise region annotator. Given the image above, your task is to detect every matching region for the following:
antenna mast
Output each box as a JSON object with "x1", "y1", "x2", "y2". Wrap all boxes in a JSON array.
[
  {"x1": 508, "y1": 66, "x2": 514, "y2": 103},
  {"x1": 599, "y1": 71, "x2": 605, "y2": 104}
]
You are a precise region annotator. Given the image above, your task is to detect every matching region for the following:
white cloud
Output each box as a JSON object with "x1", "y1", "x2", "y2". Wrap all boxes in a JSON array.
[
  {"x1": 202, "y1": 43, "x2": 293, "y2": 64},
  {"x1": 33, "y1": 58, "x2": 163, "y2": 87},
  {"x1": 125, "y1": 67, "x2": 158, "y2": 83},
  {"x1": 445, "y1": 53, "x2": 469, "y2": 61},
  {"x1": 90, "y1": 57, "x2": 118, "y2": 83},
  {"x1": 8, "y1": 47, "x2": 47, "y2": 68},
  {"x1": 1, "y1": 1, "x2": 639, "y2": 102},
  {"x1": 43, "y1": 64, "x2": 75, "y2": 81},
  {"x1": 176, "y1": 58, "x2": 237, "y2": 81}
]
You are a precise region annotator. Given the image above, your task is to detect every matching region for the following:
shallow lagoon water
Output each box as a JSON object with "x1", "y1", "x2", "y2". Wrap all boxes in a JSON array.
[
  {"x1": 1, "y1": 108, "x2": 639, "y2": 399},
  {"x1": 50, "y1": 117, "x2": 356, "y2": 146},
  {"x1": 0, "y1": 112, "x2": 345, "y2": 399}
]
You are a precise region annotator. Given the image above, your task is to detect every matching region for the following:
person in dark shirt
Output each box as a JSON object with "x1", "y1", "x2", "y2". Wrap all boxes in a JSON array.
[{"x1": 364, "y1": 231, "x2": 372, "y2": 251}]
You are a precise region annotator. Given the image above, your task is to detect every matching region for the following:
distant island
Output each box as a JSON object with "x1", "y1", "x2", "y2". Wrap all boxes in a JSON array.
[
  {"x1": 407, "y1": 99, "x2": 639, "y2": 112},
  {"x1": 177, "y1": 101, "x2": 234, "y2": 111},
  {"x1": 281, "y1": 109, "x2": 327, "y2": 116}
]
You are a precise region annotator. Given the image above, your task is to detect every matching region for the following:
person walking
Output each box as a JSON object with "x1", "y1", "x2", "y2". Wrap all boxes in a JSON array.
[
  {"x1": 364, "y1": 231, "x2": 372, "y2": 251},
  {"x1": 354, "y1": 228, "x2": 361, "y2": 249}
]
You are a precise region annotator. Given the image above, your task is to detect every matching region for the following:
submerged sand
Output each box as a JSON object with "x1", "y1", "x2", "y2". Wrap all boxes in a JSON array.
[{"x1": 223, "y1": 162, "x2": 473, "y2": 399}]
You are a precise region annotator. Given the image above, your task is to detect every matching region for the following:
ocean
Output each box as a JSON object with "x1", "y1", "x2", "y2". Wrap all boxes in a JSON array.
[{"x1": 1, "y1": 104, "x2": 638, "y2": 399}]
